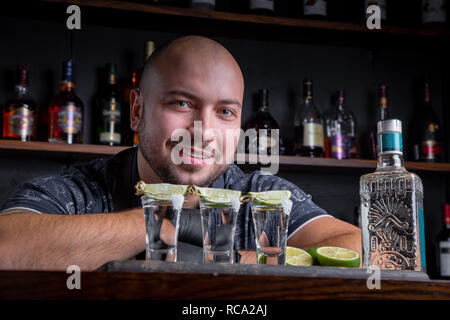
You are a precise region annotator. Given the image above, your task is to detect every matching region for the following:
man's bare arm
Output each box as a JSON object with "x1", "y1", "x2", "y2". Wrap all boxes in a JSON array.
[
  {"x1": 0, "y1": 209, "x2": 146, "y2": 271},
  {"x1": 287, "y1": 216, "x2": 362, "y2": 260}
]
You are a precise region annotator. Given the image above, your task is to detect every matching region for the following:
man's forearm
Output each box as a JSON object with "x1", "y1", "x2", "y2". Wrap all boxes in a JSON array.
[{"x1": 0, "y1": 209, "x2": 146, "y2": 271}]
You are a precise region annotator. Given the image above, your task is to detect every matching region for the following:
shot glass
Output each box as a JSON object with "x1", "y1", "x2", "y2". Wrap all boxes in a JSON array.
[
  {"x1": 199, "y1": 197, "x2": 241, "y2": 263},
  {"x1": 251, "y1": 199, "x2": 293, "y2": 265},
  {"x1": 141, "y1": 193, "x2": 184, "y2": 262}
]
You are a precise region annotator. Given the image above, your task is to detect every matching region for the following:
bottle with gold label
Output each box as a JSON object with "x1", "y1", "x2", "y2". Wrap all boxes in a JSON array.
[
  {"x1": 48, "y1": 60, "x2": 84, "y2": 144},
  {"x1": 98, "y1": 63, "x2": 122, "y2": 146},
  {"x1": 413, "y1": 81, "x2": 443, "y2": 162},
  {"x1": 294, "y1": 79, "x2": 324, "y2": 157},
  {"x1": 2, "y1": 64, "x2": 38, "y2": 141}
]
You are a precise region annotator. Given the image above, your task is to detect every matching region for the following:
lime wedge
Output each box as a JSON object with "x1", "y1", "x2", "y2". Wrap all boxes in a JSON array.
[
  {"x1": 257, "y1": 253, "x2": 267, "y2": 264},
  {"x1": 285, "y1": 246, "x2": 313, "y2": 267},
  {"x1": 136, "y1": 181, "x2": 188, "y2": 200},
  {"x1": 306, "y1": 247, "x2": 320, "y2": 265},
  {"x1": 249, "y1": 190, "x2": 292, "y2": 205},
  {"x1": 195, "y1": 186, "x2": 241, "y2": 204},
  {"x1": 316, "y1": 246, "x2": 360, "y2": 268}
]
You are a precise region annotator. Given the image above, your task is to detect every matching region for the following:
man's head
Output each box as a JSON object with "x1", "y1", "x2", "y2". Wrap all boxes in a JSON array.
[{"x1": 130, "y1": 36, "x2": 244, "y2": 186}]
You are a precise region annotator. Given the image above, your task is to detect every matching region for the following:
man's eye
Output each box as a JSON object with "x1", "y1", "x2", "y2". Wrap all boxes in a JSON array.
[
  {"x1": 219, "y1": 108, "x2": 234, "y2": 117},
  {"x1": 174, "y1": 101, "x2": 190, "y2": 108}
]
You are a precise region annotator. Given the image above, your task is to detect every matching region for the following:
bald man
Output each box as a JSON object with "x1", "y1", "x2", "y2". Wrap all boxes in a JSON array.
[{"x1": 0, "y1": 36, "x2": 361, "y2": 270}]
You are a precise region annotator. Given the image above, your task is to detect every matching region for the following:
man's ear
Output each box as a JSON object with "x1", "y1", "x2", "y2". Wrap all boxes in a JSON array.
[{"x1": 130, "y1": 89, "x2": 143, "y2": 132}]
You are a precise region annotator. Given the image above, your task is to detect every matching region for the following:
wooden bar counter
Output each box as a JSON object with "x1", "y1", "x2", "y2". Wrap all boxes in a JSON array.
[{"x1": 1, "y1": 261, "x2": 449, "y2": 300}]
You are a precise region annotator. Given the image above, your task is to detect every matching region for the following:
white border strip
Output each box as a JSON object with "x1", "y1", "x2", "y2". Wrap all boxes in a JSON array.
[
  {"x1": 0, "y1": 207, "x2": 42, "y2": 214},
  {"x1": 287, "y1": 214, "x2": 333, "y2": 240}
]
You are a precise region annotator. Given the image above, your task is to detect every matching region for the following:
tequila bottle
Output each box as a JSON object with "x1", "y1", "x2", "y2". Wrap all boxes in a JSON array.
[{"x1": 360, "y1": 119, "x2": 426, "y2": 271}]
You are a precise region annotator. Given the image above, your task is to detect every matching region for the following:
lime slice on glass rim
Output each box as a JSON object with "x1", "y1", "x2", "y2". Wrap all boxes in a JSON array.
[
  {"x1": 135, "y1": 181, "x2": 188, "y2": 200},
  {"x1": 248, "y1": 190, "x2": 292, "y2": 205},
  {"x1": 316, "y1": 246, "x2": 360, "y2": 268},
  {"x1": 285, "y1": 246, "x2": 313, "y2": 267},
  {"x1": 194, "y1": 186, "x2": 242, "y2": 204}
]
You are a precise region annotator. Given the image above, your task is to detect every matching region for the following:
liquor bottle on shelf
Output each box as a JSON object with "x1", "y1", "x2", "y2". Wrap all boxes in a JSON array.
[
  {"x1": 98, "y1": 63, "x2": 122, "y2": 146},
  {"x1": 437, "y1": 204, "x2": 450, "y2": 279},
  {"x1": 412, "y1": 81, "x2": 443, "y2": 162},
  {"x1": 2, "y1": 64, "x2": 38, "y2": 142},
  {"x1": 132, "y1": 41, "x2": 155, "y2": 146},
  {"x1": 303, "y1": 0, "x2": 327, "y2": 19},
  {"x1": 325, "y1": 90, "x2": 357, "y2": 160},
  {"x1": 368, "y1": 84, "x2": 390, "y2": 160},
  {"x1": 244, "y1": 89, "x2": 284, "y2": 155},
  {"x1": 360, "y1": 119, "x2": 426, "y2": 271},
  {"x1": 190, "y1": 0, "x2": 215, "y2": 10},
  {"x1": 422, "y1": 0, "x2": 447, "y2": 27},
  {"x1": 364, "y1": 0, "x2": 387, "y2": 22},
  {"x1": 48, "y1": 60, "x2": 84, "y2": 144},
  {"x1": 249, "y1": 0, "x2": 274, "y2": 15},
  {"x1": 294, "y1": 79, "x2": 324, "y2": 157}
]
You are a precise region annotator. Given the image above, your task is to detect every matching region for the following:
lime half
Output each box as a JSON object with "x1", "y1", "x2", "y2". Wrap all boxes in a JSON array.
[
  {"x1": 285, "y1": 246, "x2": 313, "y2": 267},
  {"x1": 136, "y1": 181, "x2": 188, "y2": 200},
  {"x1": 194, "y1": 186, "x2": 241, "y2": 204},
  {"x1": 316, "y1": 246, "x2": 360, "y2": 268},
  {"x1": 249, "y1": 190, "x2": 292, "y2": 205}
]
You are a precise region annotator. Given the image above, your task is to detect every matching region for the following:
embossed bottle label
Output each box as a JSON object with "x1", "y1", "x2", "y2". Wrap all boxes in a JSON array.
[
  {"x1": 58, "y1": 102, "x2": 82, "y2": 134},
  {"x1": 8, "y1": 106, "x2": 34, "y2": 137}
]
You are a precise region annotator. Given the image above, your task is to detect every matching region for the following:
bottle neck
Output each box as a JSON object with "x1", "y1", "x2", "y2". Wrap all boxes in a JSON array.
[
  {"x1": 336, "y1": 99, "x2": 344, "y2": 111},
  {"x1": 60, "y1": 81, "x2": 75, "y2": 92},
  {"x1": 376, "y1": 130, "x2": 406, "y2": 171},
  {"x1": 377, "y1": 153, "x2": 405, "y2": 170}
]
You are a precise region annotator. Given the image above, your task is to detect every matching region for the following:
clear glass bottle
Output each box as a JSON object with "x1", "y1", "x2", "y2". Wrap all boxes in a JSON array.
[
  {"x1": 294, "y1": 79, "x2": 324, "y2": 157},
  {"x1": 98, "y1": 63, "x2": 122, "y2": 146},
  {"x1": 360, "y1": 119, "x2": 426, "y2": 271},
  {"x1": 325, "y1": 90, "x2": 357, "y2": 159}
]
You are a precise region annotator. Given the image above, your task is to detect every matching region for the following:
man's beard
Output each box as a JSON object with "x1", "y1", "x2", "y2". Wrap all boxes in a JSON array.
[{"x1": 138, "y1": 121, "x2": 229, "y2": 187}]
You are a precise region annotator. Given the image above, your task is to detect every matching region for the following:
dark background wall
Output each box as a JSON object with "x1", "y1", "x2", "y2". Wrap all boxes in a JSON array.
[{"x1": 0, "y1": 3, "x2": 449, "y2": 278}]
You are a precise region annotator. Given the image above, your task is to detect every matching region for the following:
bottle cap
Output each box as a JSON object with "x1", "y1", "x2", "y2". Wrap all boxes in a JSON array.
[{"x1": 377, "y1": 119, "x2": 402, "y2": 135}]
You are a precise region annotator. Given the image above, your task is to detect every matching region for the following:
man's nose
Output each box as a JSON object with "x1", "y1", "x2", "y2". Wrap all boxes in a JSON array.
[{"x1": 190, "y1": 108, "x2": 216, "y2": 144}]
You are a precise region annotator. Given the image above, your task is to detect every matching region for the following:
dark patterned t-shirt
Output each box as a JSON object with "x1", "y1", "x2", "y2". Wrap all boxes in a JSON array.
[{"x1": 1, "y1": 147, "x2": 331, "y2": 252}]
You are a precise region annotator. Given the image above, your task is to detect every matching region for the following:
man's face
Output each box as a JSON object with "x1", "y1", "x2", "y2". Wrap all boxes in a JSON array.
[{"x1": 136, "y1": 49, "x2": 244, "y2": 186}]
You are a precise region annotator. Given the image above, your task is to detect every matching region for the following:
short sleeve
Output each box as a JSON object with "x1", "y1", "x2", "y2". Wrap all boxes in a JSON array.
[{"x1": 0, "y1": 167, "x2": 107, "y2": 215}]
